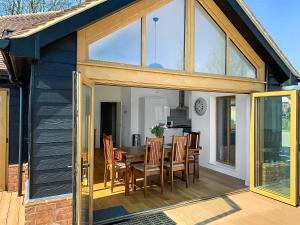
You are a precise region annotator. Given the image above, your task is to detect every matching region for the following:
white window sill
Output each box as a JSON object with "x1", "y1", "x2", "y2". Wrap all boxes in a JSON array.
[{"x1": 208, "y1": 161, "x2": 236, "y2": 172}]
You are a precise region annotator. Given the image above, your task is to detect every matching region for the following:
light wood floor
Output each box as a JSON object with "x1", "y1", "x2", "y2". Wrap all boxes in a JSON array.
[
  {"x1": 93, "y1": 149, "x2": 246, "y2": 213},
  {"x1": 165, "y1": 191, "x2": 300, "y2": 225},
  {"x1": 0, "y1": 192, "x2": 24, "y2": 225}
]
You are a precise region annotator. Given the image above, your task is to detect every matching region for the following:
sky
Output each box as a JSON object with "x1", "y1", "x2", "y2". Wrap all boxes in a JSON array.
[{"x1": 244, "y1": 0, "x2": 300, "y2": 73}]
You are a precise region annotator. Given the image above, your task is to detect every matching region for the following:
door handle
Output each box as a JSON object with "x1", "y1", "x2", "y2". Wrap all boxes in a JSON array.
[{"x1": 82, "y1": 163, "x2": 90, "y2": 168}]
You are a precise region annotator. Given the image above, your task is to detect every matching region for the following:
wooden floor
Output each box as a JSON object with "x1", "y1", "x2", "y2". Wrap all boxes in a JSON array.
[
  {"x1": 93, "y1": 149, "x2": 246, "y2": 213},
  {"x1": 164, "y1": 191, "x2": 300, "y2": 225},
  {"x1": 0, "y1": 192, "x2": 24, "y2": 225}
]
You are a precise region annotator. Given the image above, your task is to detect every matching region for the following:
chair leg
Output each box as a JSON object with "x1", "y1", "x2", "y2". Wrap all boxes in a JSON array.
[
  {"x1": 161, "y1": 171, "x2": 164, "y2": 194},
  {"x1": 132, "y1": 169, "x2": 136, "y2": 191},
  {"x1": 193, "y1": 160, "x2": 196, "y2": 184},
  {"x1": 110, "y1": 167, "x2": 114, "y2": 193},
  {"x1": 104, "y1": 165, "x2": 107, "y2": 188},
  {"x1": 171, "y1": 170, "x2": 174, "y2": 192},
  {"x1": 186, "y1": 168, "x2": 189, "y2": 188},
  {"x1": 144, "y1": 175, "x2": 147, "y2": 197}
]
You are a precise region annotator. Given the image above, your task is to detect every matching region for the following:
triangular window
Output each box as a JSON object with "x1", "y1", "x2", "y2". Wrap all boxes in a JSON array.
[
  {"x1": 229, "y1": 41, "x2": 256, "y2": 78},
  {"x1": 88, "y1": 19, "x2": 142, "y2": 65},
  {"x1": 195, "y1": 2, "x2": 226, "y2": 75}
]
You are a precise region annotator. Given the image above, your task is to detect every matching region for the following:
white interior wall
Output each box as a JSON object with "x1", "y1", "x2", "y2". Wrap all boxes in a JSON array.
[
  {"x1": 130, "y1": 88, "x2": 179, "y2": 135},
  {"x1": 190, "y1": 91, "x2": 250, "y2": 185}
]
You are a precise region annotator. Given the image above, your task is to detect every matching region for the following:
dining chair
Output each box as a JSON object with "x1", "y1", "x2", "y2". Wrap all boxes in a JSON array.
[
  {"x1": 132, "y1": 137, "x2": 165, "y2": 197},
  {"x1": 164, "y1": 136, "x2": 189, "y2": 191},
  {"x1": 103, "y1": 134, "x2": 126, "y2": 193},
  {"x1": 187, "y1": 131, "x2": 201, "y2": 183}
]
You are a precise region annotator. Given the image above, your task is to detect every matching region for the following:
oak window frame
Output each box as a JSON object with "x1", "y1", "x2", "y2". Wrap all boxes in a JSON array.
[{"x1": 77, "y1": 0, "x2": 266, "y2": 92}]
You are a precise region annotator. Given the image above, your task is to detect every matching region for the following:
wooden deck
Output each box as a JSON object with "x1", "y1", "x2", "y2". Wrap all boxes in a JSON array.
[
  {"x1": 164, "y1": 191, "x2": 300, "y2": 225},
  {"x1": 93, "y1": 149, "x2": 247, "y2": 213},
  {"x1": 0, "y1": 192, "x2": 24, "y2": 225}
]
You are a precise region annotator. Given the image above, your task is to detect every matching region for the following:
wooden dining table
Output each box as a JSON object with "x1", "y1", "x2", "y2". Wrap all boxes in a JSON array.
[{"x1": 116, "y1": 145, "x2": 200, "y2": 196}]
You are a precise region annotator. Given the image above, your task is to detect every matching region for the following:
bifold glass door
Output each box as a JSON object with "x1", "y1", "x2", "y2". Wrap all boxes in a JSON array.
[
  {"x1": 73, "y1": 72, "x2": 94, "y2": 224},
  {"x1": 250, "y1": 90, "x2": 298, "y2": 206}
]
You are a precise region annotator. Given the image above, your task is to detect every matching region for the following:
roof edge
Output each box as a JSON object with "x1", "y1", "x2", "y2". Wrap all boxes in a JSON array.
[{"x1": 236, "y1": 0, "x2": 299, "y2": 77}]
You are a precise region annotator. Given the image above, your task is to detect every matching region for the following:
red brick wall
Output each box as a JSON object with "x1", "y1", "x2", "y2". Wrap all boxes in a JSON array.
[
  {"x1": 7, "y1": 163, "x2": 28, "y2": 192},
  {"x1": 25, "y1": 196, "x2": 73, "y2": 225}
]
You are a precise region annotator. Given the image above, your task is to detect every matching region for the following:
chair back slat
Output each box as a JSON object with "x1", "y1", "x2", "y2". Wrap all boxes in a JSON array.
[
  {"x1": 172, "y1": 136, "x2": 188, "y2": 164},
  {"x1": 145, "y1": 137, "x2": 164, "y2": 168},
  {"x1": 188, "y1": 132, "x2": 201, "y2": 150},
  {"x1": 103, "y1": 134, "x2": 114, "y2": 164}
]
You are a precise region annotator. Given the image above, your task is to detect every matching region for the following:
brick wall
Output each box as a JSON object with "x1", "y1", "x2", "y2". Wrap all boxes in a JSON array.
[
  {"x1": 25, "y1": 196, "x2": 73, "y2": 225},
  {"x1": 7, "y1": 163, "x2": 28, "y2": 192}
]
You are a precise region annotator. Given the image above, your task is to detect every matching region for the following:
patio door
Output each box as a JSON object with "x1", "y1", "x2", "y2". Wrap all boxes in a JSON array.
[
  {"x1": 0, "y1": 89, "x2": 8, "y2": 191},
  {"x1": 250, "y1": 90, "x2": 298, "y2": 206},
  {"x1": 73, "y1": 72, "x2": 94, "y2": 224}
]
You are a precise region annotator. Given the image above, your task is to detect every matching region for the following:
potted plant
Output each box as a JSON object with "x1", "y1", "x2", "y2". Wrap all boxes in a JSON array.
[{"x1": 150, "y1": 124, "x2": 167, "y2": 138}]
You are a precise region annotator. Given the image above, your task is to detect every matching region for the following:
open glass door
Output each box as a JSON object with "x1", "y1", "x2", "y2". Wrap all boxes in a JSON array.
[
  {"x1": 250, "y1": 90, "x2": 298, "y2": 206},
  {"x1": 0, "y1": 89, "x2": 8, "y2": 191},
  {"x1": 73, "y1": 72, "x2": 94, "y2": 224}
]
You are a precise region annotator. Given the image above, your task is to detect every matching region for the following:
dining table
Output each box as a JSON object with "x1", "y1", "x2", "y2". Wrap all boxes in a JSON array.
[{"x1": 116, "y1": 145, "x2": 200, "y2": 196}]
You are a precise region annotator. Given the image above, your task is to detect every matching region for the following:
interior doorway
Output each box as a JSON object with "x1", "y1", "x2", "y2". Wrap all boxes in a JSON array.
[
  {"x1": 0, "y1": 89, "x2": 9, "y2": 191},
  {"x1": 100, "y1": 102, "x2": 122, "y2": 147}
]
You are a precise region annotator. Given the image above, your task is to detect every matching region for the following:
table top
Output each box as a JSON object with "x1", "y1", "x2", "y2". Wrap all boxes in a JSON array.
[{"x1": 117, "y1": 145, "x2": 199, "y2": 163}]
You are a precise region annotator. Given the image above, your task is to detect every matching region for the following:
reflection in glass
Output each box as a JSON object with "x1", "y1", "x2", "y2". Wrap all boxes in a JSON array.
[
  {"x1": 88, "y1": 20, "x2": 141, "y2": 65},
  {"x1": 216, "y1": 97, "x2": 236, "y2": 166},
  {"x1": 146, "y1": 0, "x2": 185, "y2": 70},
  {"x1": 81, "y1": 84, "x2": 92, "y2": 225},
  {"x1": 195, "y1": 2, "x2": 226, "y2": 75},
  {"x1": 229, "y1": 41, "x2": 256, "y2": 78},
  {"x1": 255, "y1": 96, "x2": 291, "y2": 197}
]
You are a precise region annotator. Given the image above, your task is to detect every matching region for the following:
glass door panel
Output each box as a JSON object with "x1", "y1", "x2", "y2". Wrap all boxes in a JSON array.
[
  {"x1": 73, "y1": 72, "x2": 94, "y2": 225},
  {"x1": 251, "y1": 90, "x2": 298, "y2": 206}
]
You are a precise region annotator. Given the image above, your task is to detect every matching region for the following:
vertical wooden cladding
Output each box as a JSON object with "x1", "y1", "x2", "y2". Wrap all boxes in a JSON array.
[
  {"x1": 77, "y1": 0, "x2": 265, "y2": 92},
  {"x1": 30, "y1": 34, "x2": 76, "y2": 199},
  {"x1": 0, "y1": 89, "x2": 8, "y2": 190}
]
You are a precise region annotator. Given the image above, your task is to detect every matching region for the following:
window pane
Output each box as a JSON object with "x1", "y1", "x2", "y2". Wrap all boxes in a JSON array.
[
  {"x1": 146, "y1": 0, "x2": 185, "y2": 70},
  {"x1": 88, "y1": 20, "x2": 141, "y2": 65},
  {"x1": 229, "y1": 41, "x2": 256, "y2": 78},
  {"x1": 195, "y1": 3, "x2": 226, "y2": 75},
  {"x1": 255, "y1": 96, "x2": 291, "y2": 197},
  {"x1": 216, "y1": 97, "x2": 236, "y2": 166}
]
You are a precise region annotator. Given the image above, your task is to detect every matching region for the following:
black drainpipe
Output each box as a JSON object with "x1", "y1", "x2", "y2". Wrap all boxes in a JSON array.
[{"x1": 1, "y1": 48, "x2": 24, "y2": 197}]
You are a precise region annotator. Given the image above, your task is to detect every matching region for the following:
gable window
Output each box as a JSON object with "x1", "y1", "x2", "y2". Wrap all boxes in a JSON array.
[
  {"x1": 216, "y1": 96, "x2": 236, "y2": 167},
  {"x1": 229, "y1": 41, "x2": 257, "y2": 78},
  {"x1": 146, "y1": 0, "x2": 185, "y2": 70},
  {"x1": 195, "y1": 2, "x2": 226, "y2": 75},
  {"x1": 88, "y1": 19, "x2": 142, "y2": 65}
]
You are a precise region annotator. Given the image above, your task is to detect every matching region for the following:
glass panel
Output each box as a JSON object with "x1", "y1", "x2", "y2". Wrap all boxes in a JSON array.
[
  {"x1": 81, "y1": 84, "x2": 92, "y2": 225},
  {"x1": 88, "y1": 20, "x2": 142, "y2": 65},
  {"x1": 229, "y1": 41, "x2": 256, "y2": 78},
  {"x1": 146, "y1": 0, "x2": 185, "y2": 70},
  {"x1": 195, "y1": 2, "x2": 226, "y2": 75},
  {"x1": 255, "y1": 96, "x2": 291, "y2": 197},
  {"x1": 216, "y1": 97, "x2": 236, "y2": 166}
]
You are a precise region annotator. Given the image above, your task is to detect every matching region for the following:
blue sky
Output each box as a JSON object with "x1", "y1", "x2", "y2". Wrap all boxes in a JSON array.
[{"x1": 244, "y1": 0, "x2": 300, "y2": 73}]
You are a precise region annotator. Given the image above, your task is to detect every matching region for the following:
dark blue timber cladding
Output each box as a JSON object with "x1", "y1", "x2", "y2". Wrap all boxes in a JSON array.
[
  {"x1": 0, "y1": 81, "x2": 28, "y2": 164},
  {"x1": 29, "y1": 33, "x2": 76, "y2": 199}
]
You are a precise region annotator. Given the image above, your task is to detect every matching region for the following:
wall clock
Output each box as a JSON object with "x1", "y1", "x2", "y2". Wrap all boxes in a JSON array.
[{"x1": 194, "y1": 97, "x2": 207, "y2": 116}]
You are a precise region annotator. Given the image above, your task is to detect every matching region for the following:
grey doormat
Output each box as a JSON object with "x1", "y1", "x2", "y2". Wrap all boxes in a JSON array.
[
  {"x1": 94, "y1": 206, "x2": 129, "y2": 222},
  {"x1": 112, "y1": 212, "x2": 176, "y2": 225}
]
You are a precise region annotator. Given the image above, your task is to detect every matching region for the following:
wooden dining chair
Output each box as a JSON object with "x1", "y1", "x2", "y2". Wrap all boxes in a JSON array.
[
  {"x1": 164, "y1": 136, "x2": 189, "y2": 191},
  {"x1": 132, "y1": 137, "x2": 165, "y2": 197},
  {"x1": 103, "y1": 134, "x2": 126, "y2": 193},
  {"x1": 187, "y1": 132, "x2": 201, "y2": 183}
]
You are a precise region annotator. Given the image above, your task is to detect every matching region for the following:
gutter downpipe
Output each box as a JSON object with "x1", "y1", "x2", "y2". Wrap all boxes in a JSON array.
[{"x1": 1, "y1": 45, "x2": 24, "y2": 197}]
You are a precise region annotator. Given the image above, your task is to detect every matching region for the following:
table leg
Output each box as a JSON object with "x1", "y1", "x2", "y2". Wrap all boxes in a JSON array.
[{"x1": 125, "y1": 162, "x2": 130, "y2": 196}]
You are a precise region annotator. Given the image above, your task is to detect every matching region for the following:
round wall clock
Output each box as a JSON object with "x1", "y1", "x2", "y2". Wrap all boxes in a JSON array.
[{"x1": 194, "y1": 97, "x2": 207, "y2": 116}]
